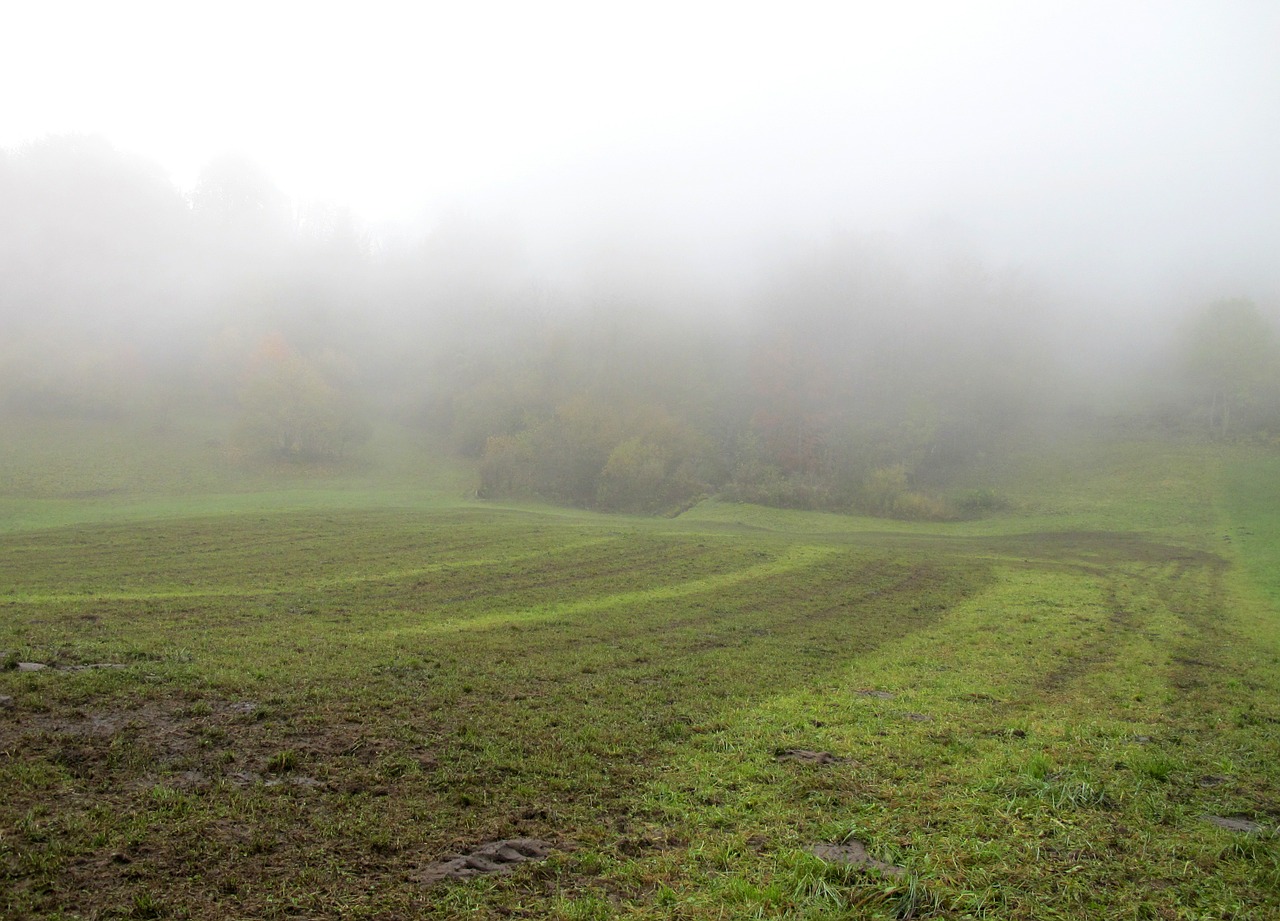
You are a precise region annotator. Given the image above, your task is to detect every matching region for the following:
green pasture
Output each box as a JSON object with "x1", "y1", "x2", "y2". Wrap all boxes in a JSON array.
[{"x1": 1, "y1": 419, "x2": 1277, "y2": 919}]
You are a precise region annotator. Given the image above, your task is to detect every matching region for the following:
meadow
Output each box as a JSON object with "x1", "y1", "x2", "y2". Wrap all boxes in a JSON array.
[{"x1": 1, "y1": 418, "x2": 1278, "y2": 919}]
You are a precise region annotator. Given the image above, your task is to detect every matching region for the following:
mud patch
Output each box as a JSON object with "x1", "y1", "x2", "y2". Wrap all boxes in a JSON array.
[
  {"x1": 1203, "y1": 815, "x2": 1264, "y2": 834},
  {"x1": 225, "y1": 771, "x2": 326, "y2": 789},
  {"x1": 15, "y1": 661, "x2": 127, "y2": 672},
  {"x1": 856, "y1": 689, "x2": 895, "y2": 700},
  {"x1": 414, "y1": 838, "x2": 554, "y2": 886},
  {"x1": 775, "y1": 749, "x2": 846, "y2": 765},
  {"x1": 808, "y1": 840, "x2": 905, "y2": 877},
  {"x1": 6, "y1": 695, "x2": 427, "y2": 797},
  {"x1": 1198, "y1": 775, "x2": 1230, "y2": 788}
]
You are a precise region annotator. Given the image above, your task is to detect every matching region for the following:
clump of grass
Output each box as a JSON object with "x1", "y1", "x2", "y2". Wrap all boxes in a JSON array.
[
  {"x1": 1130, "y1": 751, "x2": 1179, "y2": 782},
  {"x1": 784, "y1": 853, "x2": 860, "y2": 911},
  {"x1": 266, "y1": 749, "x2": 299, "y2": 774},
  {"x1": 129, "y1": 891, "x2": 164, "y2": 919},
  {"x1": 1024, "y1": 753, "x2": 1055, "y2": 781}
]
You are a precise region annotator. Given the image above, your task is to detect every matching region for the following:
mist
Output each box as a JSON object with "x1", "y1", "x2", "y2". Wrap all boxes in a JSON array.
[{"x1": 3, "y1": 2, "x2": 1279, "y2": 515}]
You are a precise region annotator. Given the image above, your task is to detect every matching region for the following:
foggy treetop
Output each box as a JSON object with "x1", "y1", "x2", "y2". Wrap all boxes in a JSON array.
[{"x1": 2, "y1": 3, "x2": 1279, "y2": 516}]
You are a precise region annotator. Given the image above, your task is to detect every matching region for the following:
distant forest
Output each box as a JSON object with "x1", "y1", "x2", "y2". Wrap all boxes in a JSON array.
[{"x1": 4, "y1": 136, "x2": 1278, "y2": 516}]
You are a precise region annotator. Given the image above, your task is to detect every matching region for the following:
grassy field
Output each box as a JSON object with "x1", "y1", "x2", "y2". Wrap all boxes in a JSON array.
[{"x1": 1, "y1": 421, "x2": 1278, "y2": 919}]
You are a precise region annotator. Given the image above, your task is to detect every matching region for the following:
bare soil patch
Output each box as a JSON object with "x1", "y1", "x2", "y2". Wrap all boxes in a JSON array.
[
  {"x1": 775, "y1": 749, "x2": 846, "y2": 765},
  {"x1": 413, "y1": 838, "x2": 555, "y2": 886},
  {"x1": 808, "y1": 840, "x2": 905, "y2": 877},
  {"x1": 1, "y1": 693, "x2": 431, "y2": 795},
  {"x1": 14, "y1": 661, "x2": 128, "y2": 672},
  {"x1": 1203, "y1": 815, "x2": 1264, "y2": 834}
]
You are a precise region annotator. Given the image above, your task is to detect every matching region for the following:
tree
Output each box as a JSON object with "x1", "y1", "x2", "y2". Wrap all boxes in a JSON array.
[
  {"x1": 1178, "y1": 299, "x2": 1278, "y2": 438},
  {"x1": 192, "y1": 154, "x2": 287, "y2": 229},
  {"x1": 746, "y1": 331, "x2": 837, "y2": 476},
  {"x1": 233, "y1": 336, "x2": 371, "y2": 462}
]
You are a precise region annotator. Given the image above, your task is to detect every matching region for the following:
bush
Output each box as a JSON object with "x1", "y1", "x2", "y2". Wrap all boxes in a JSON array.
[
  {"x1": 853, "y1": 464, "x2": 956, "y2": 520},
  {"x1": 890, "y1": 490, "x2": 956, "y2": 521},
  {"x1": 955, "y1": 487, "x2": 1009, "y2": 518},
  {"x1": 719, "y1": 471, "x2": 837, "y2": 510},
  {"x1": 233, "y1": 353, "x2": 372, "y2": 463},
  {"x1": 860, "y1": 464, "x2": 910, "y2": 515},
  {"x1": 596, "y1": 437, "x2": 670, "y2": 512},
  {"x1": 479, "y1": 399, "x2": 709, "y2": 513}
]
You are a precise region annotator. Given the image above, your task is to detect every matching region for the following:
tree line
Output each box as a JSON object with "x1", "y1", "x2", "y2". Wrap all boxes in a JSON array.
[{"x1": 3, "y1": 136, "x2": 1277, "y2": 515}]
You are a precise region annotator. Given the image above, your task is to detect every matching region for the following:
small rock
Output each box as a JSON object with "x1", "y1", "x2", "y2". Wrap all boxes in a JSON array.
[
  {"x1": 16, "y1": 662, "x2": 48, "y2": 672},
  {"x1": 0, "y1": 695, "x2": 13, "y2": 708}
]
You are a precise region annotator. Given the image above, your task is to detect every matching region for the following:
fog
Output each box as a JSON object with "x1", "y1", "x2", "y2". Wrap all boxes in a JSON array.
[{"x1": 3, "y1": 2, "x2": 1279, "y2": 514}]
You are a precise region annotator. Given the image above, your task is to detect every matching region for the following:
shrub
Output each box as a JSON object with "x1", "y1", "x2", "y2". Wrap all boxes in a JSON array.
[
  {"x1": 956, "y1": 488, "x2": 1009, "y2": 517},
  {"x1": 891, "y1": 490, "x2": 956, "y2": 521},
  {"x1": 233, "y1": 352, "x2": 371, "y2": 463}
]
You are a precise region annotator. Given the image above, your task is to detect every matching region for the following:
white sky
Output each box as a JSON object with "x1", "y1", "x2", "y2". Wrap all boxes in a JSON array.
[{"x1": 3, "y1": 0, "x2": 1279, "y2": 294}]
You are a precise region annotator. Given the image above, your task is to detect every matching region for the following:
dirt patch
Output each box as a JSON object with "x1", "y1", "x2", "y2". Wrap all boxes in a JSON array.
[
  {"x1": 903, "y1": 712, "x2": 933, "y2": 722},
  {"x1": 809, "y1": 840, "x2": 904, "y2": 877},
  {"x1": 775, "y1": 749, "x2": 846, "y2": 765},
  {"x1": 413, "y1": 838, "x2": 554, "y2": 886},
  {"x1": 856, "y1": 689, "x2": 895, "y2": 700},
  {"x1": 15, "y1": 661, "x2": 127, "y2": 672},
  {"x1": 219, "y1": 770, "x2": 327, "y2": 789},
  {"x1": 2, "y1": 694, "x2": 432, "y2": 799},
  {"x1": 1203, "y1": 815, "x2": 1264, "y2": 834}
]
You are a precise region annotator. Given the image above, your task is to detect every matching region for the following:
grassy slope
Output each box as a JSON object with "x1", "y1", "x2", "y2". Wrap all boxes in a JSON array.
[
  {"x1": 0, "y1": 416, "x2": 478, "y2": 534},
  {"x1": 635, "y1": 437, "x2": 1278, "y2": 920},
  {"x1": 1, "y1": 422, "x2": 1277, "y2": 919}
]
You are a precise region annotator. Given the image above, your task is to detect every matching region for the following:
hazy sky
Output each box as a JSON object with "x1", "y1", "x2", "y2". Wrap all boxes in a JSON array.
[{"x1": 4, "y1": 1, "x2": 1278, "y2": 296}]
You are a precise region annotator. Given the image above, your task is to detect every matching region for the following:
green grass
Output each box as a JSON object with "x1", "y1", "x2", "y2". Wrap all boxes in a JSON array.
[
  {"x1": 1, "y1": 420, "x2": 1278, "y2": 919},
  {"x1": 0, "y1": 415, "x2": 478, "y2": 534}
]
